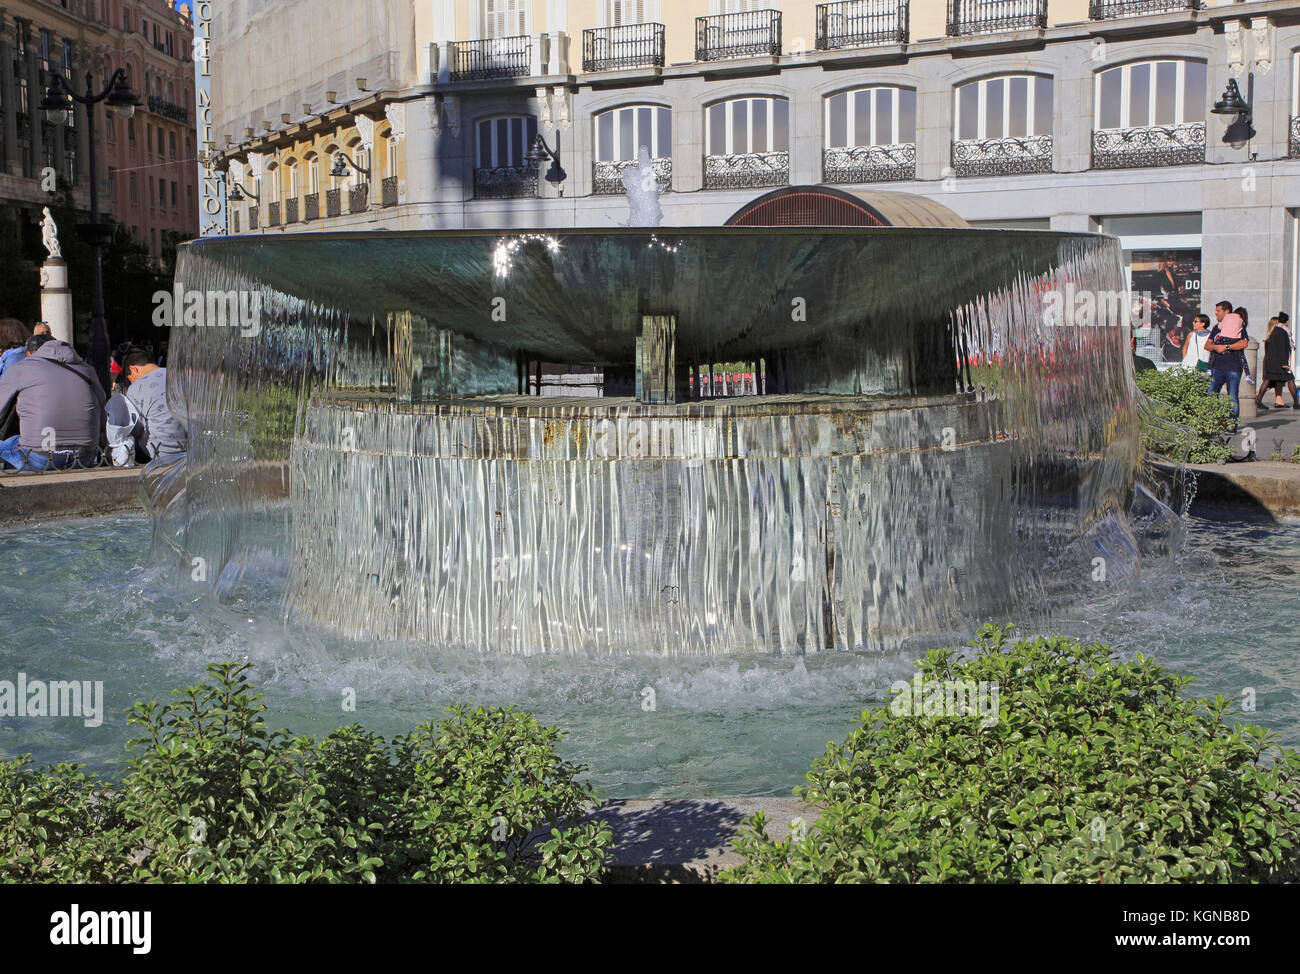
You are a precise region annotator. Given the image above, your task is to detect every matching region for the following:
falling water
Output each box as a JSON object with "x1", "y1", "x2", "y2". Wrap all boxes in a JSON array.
[
  {"x1": 622, "y1": 146, "x2": 664, "y2": 228},
  {"x1": 156, "y1": 227, "x2": 1183, "y2": 655}
]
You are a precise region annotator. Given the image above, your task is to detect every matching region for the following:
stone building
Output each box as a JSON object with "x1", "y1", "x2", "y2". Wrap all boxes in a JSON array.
[{"x1": 210, "y1": 0, "x2": 1300, "y2": 336}]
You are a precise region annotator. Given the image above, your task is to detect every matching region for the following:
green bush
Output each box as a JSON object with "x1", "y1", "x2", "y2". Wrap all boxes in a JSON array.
[
  {"x1": 723, "y1": 625, "x2": 1300, "y2": 884},
  {"x1": 0, "y1": 663, "x2": 610, "y2": 883},
  {"x1": 1136, "y1": 367, "x2": 1236, "y2": 464}
]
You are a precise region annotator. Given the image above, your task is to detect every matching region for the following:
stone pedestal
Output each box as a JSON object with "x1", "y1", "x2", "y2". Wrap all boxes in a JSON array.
[
  {"x1": 39, "y1": 258, "x2": 73, "y2": 345},
  {"x1": 1239, "y1": 338, "x2": 1260, "y2": 421}
]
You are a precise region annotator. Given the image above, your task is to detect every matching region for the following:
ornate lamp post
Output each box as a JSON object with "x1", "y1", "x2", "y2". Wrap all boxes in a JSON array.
[
  {"x1": 40, "y1": 68, "x2": 141, "y2": 393},
  {"x1": 525, "y1": 131, "x2": 568, "y2": 196}
]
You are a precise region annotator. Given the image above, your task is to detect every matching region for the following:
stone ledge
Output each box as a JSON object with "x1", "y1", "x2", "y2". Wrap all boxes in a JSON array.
[
  {"x1": 1186, "y1": 461, "x2": 1300, "y2": 520},
  {"x1": 0, "y1": 467, "x2": 144, "y2": 524}
]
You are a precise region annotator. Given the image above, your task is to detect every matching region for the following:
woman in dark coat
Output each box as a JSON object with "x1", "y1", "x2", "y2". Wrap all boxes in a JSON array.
[{"x1": 1256, "y1": 315, "x2": 1299, "y2": 410}]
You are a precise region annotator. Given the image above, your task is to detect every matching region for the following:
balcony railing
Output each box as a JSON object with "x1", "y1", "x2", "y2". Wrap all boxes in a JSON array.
[
  {"x1": 326, "y1": 187, "x2": 341, "y2": 217},
  {"x1": 349, "y1": 183, "x2": 369, "y2": 212},
  {"x1": 268, "y1": 201, "x2": 280, "y2": 227},
  {"x1": 473, "y1": 165, "x2": 539, "y2": 199},
  {"x1": 703, "y1": 150, "x2": 789, "y2": 190},
  {"x1": 248, "y1": 206, "x2": 258, "y2": 230},
  {"x1": 583, "y1": 23, "x2": 665, "y2": 72},
  {"x1": 696, "y1": 10, "x2": 782, "y2": 61},
  {"x1": 817, "y1": 1, "x2": 909, "y2": 51},
  {"x1": 451, "y1": 36, "x2": 532, "y2": 81},
  {"x1": 823, "y1": 143, "x2": 917, "y2": 183},
  {"x1": 304, "y1": 192, "x2": 319, "y2": 222},
  {"x1": 947, "y1": 0, "x2": 1047, "y2": 36},
  {"x1": 593, "y1": 157, "x2": 673, "y2": 195},
  {"x1": 382, "y1": 176, "x2": 399, "y2": 207},
  {"x1": 1091, "y1": 122, "x2": 1206, "y2": 169},
  {"x1": 1089, "y1": 0, "x2": 1200, "y2": 19},
  {"x1": 286, "y1": 197, "x2": 299, "y2": 223},
  {"x1": 951, "y1": 134, "x2": 1053, "y2": 176}
]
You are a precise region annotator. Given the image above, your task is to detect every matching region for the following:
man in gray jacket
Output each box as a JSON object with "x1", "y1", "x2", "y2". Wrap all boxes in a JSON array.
[
  {"x1": 122, "y1": 347, "x2": 187, "y2": 459},
  {"x1": 0, "y1": 334, "x2": 105, "y2": 470}
]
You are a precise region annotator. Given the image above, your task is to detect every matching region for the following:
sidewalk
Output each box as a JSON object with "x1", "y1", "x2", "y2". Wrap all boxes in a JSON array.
[{"x1": 1240, "y1": 391, "x2": 1300, "y2": 460}]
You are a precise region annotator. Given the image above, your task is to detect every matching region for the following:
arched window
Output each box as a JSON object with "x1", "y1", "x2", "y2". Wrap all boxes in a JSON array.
[
  {"x1": 704, "y1": 96, "x2": 789, "y2": 189},
  {"x1": 593, "y1": 104, "x2": 672, "y2": 194},
  {"x1": 474, "y1": 115, "x2": 539, "y2": 198},
  {"x1": 952, "y1": 75, "x2": 1053, "y2": 176},
  {"x1": 1093, "y1": 60, "x2": 1206, "y2": 168},
  {"x1": 824, "y1": 86, "x2": 916, "y2": 183}
]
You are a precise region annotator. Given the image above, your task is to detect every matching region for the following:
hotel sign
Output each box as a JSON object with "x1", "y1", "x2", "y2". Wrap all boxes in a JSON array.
[{"x1": 193, "y1": 1, "x2": 225, "y2": 235}]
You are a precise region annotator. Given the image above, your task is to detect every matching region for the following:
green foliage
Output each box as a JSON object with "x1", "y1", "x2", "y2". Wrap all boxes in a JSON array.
[
  {"x1": 723, "y1": 625, "x2": 1300, "y2": 884},
  {"x1": 1136, "y1": 367, "x2": 1236, "y2": 464},
  {"x1": 0, "y1": 663, "x2": 610, "y2": 883}
]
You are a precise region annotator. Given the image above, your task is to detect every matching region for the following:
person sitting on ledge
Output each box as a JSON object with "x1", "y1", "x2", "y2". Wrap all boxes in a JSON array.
[
  {"x1": 1131, "y1": 335, "x2": 1157, "y2": 375},
  {"x1": 0, "y1": 333, "x2": 105, "y2": 471},
  {"x1": 122, "y1": 346, "x2": 187, "y2": 460}
]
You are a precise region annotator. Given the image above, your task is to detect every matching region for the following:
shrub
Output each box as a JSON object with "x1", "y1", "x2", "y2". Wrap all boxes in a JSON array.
[
  {"x1": 1135, "y1": 367, "x2": 1236, "y2": 464},
  {"x1": 0, "y1": 663, "x2": 610, "y2": 883},
  {"x1": 723, "y1": 625, "x2": 1300, "y2": 884}
]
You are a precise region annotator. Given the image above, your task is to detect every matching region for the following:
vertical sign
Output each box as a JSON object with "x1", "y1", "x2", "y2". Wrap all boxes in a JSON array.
[{"x1": 194, "y1": 1, "x2": 225, "y2": 235}]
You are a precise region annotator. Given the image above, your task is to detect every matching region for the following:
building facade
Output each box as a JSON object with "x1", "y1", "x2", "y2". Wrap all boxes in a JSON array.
[
  {"x1": 0, "y1": 0, "x2": 196, "y2": 266},
  {"x1": 211, "y1": 0, "x2": 1300, "y2": 343}
]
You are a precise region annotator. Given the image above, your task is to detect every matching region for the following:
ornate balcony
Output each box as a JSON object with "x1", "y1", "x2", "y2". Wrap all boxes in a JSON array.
[
  {"x1": 451, "y1": 36, "x2": 532, "y2": 82},
  {"x1": 304, "y1": 192, "x2": 319, "y2": 222},
  {"x1": 382, "y1": 176, "x2": 399, "y2": 207},
  {"x1": 823, "y1": 143, "x2": 917, "y2": 183},
  {"x1": 349, "y1": 183, "x2": 369, "y2": 212},
  {"x1": 326, "y1": 187, "x2": 341, "y2": 217},
  {"x1": 268, "y1": 201, "x2": 280, "y2": 227},
  {"x1": 473, "y1": 165, "x2": 539, "y2": 200},
  {"x1": 1091, "y1": 122, "x2": 1205, "y2": 169},
  {"x1": 593, "y1": 157, "x2": 673, "y2": 195},
  {"x1": 696, "y1": 10, "x2": 782, "y2": 61},
  {"x1": 947, "y1": 0, "x2": 1047, "y2": 37},
  {"x1": 816, "y1": 1, "x2": 909, "y2": 51},
  {"x1": 951, "y1": 135, "x2": 1052, "y2": 176},
  {"x1": 1089, "y1": 0, "x2": 1200, "y2": 19},
  {"x1": 703, "y1": 151, "x2": 789, "y2": 190},
  {"x1": 1290, "y1": 116, "x2": 1300, "y2": 159},
  {"x1": 583, "y1": 23, "x2": 665, "y2": 72},
  {"x1": 286, "y1": 197, "x2": 299, "y2": 223}
]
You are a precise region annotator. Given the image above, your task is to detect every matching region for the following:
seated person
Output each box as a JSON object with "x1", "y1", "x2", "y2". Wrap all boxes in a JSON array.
[
  {"x1": 122, "y1": 347, "x2": 187, "y2": 459},
  {"x1": 105, "y1": 373, "x2": 145, "y2": 467},
  {"x1": 0, "y1": 334, "x2": 105, "y2": 471}
]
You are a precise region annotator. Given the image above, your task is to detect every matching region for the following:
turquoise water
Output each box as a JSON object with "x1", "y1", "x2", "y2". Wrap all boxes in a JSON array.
[{"x1": 1, "y1": 510, "x2": 1298, "y2": 798}]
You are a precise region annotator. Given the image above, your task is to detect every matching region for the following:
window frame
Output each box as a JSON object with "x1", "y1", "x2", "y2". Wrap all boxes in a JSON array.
[
  {"x1": 705, "y1": 96, "x2": 790, "y2": 156},
  {"x1": 1094, "y1": 59, "x2": 1206, "y2": 130},
  {"x1": 594, "y1": 104, "x2": 672, "y2": 162},
  {"x1": 824, "y1": 86, "x2": 917, "y2": 149},
  {"x1": 953, "y1": 74, "x2": 1054, "y2": 141}
]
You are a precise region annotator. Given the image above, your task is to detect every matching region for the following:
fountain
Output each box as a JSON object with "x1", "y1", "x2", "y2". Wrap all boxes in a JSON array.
[{"x1": 157, "y1": 218, "x2": 1166, "y2": 655}]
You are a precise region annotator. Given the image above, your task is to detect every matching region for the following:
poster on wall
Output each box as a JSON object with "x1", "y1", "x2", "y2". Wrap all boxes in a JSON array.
[{"x1": 1130, "y1": 250, "x2": 1202, "y2": 367}]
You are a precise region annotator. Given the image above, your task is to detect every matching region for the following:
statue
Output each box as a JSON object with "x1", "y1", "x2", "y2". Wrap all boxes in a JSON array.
[{"x1": 40, "y1": 207, "x2": 62, "y2": 260}]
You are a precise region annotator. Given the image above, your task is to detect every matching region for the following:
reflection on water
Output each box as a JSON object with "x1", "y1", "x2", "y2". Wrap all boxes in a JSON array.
[{"x1": 1, "y1": 512, "x2": 1296, "y2": 798}]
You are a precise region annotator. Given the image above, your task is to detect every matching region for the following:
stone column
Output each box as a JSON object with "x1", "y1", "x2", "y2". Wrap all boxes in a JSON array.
[
  {"x1": 0, "y1": 19, "x2": 18, "y2": 176},
  {"x1": 40, "y1": 259, "x2": 74, "y2": 345},
  {"x1": 26, "y1": 41, "x2": 43, "y2": 176}
]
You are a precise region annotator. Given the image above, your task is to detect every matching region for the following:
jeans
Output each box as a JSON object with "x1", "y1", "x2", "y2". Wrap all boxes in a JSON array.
[
  {"x1": 0, "y1": 435, "x2": 77, "y2": 471},
  {"x1": 1208, "y1": 368, "x2": 1243, "y2": 419}
]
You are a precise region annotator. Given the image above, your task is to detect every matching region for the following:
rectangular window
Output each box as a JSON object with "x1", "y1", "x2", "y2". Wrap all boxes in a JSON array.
[
  {"x1": 829, "y1": 92, "x2": 848, "y2": 147},
  {"x1": 1035, "y1": 77, "x2": 1053, "y2": 136},
  {"x1": 959, "y1": 84, "x2": 979, "y2": 140},
  {"x1": 875, "y1": 88, "x2": 894, "y2": 144},
  {"x1": 1009, "y1": 78, "x2": 1028, "y2": 137},
  {"x1": 1129, "y1": 64, "x2": 1151, "y2": 127}
]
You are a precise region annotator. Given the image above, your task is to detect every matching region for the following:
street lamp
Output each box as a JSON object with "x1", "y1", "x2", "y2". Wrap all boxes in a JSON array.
[
  {"x1": 330, "y1": 151, "x2": 370, "y2": 180},
  {"x1": 1212, "y1": 76, "x2": 1255, "y2": 152},
  {"x1": 40, "y1": 68, "x2": 141, "y2": 393},
  {"x1": 525, "y1": 131, "x2": 567, "y2": 195},
  {"x1": 227, "y1": 181, "x2": 260, "y2": 203}
]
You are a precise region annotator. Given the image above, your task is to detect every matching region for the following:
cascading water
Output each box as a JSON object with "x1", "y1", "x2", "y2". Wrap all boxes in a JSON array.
[{"x1": 155, "y1": 226, "x2": 1183, "y2": 655}]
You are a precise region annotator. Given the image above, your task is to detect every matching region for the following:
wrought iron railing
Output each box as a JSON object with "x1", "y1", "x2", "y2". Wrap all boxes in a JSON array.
[
  {"x1": 1290, "y1": 116, "x2": 1300, "y2": 159},
  {"x1": 951, "y1": 134, "x2": 1052, "y2": 176},
  {"x1": 593, "y1": 157, "x2": 673, "y2": 195},
  {"x1": 451, "y1": 36, "x2": 532, "y2": 81},
  {"x1": 696, "y1": 10, "x2": 782, "y2": 61},
  {"x1": 304, "y1": 192, "x2": 319, "y2": 221},
  {"x1": 268, "y1": 201, "x2": 280, "y2": 226},
  {"x1": 583, "y1": 23, "x2": 665, "y2": 72},
  {"x1": 817, "y1": 1, "x2": 909, "y2": 50},
  {"x1": 947, "y1": 0, "x2": 1047, "y2": 36},
  {"x1": 326, "y1": 187, "x2": 341, "y2": 217},
  {"x1": 1089, "y1": 0, "x2": 1200, "y2": 19},
  {"x1": 1091, "y1": 122, "x2": 1206, "y2": 169},
  {"x1": 285, "y1": 197, "x2": 299, "y2": 223},
  {"x1": 248, "y1": 206, "x2": 258, "y2": 230},
  {"x1": 823, "y1": 143, "x2": 916, "y2": 183},
  {"x1": 382, "y1": 176, "x2": 399, "y2": 206},
  {"x1": 349, "y1": 183, "x2": 369, "y2": 212},
  {"x1": 473, "y1": 165, "x2": 539, "y2": 199},
  {"x1": 702, "y1": 151, "x2": 789, "y2": 190}
]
